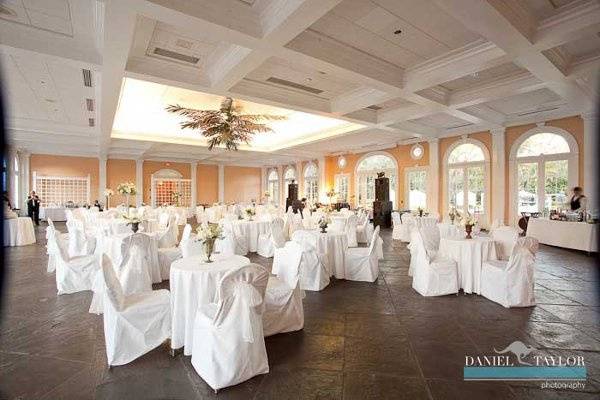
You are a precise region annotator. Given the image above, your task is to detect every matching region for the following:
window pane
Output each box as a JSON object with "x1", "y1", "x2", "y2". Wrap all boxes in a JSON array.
[
  {"x1": 356, "y1": 154, "x2": 395, "y2": 171},
  {"x1": 407, "y1": 170, "x2": 427, "y2": 210},
  {"x1": 517, "y1": 133, "x2": 570, "y2": 157},
  {"x1": 335, "y1": 175, "x2": 349, "y2": 203},
  {"x1": 544, "y1": 159, "x2": 568, "y2": 212},
  {"x1": 448, "y1": 168, "x2": 464, "y2": 211},
  {"x1": 518, "y1": 162, "x2": 538, "y2": 214},
  {"x1": 467, "y1": 166, "x2": 484, "y2": 214},
  {"x1": 448, "y1": 143, "x2": 485, "y2": 164}
]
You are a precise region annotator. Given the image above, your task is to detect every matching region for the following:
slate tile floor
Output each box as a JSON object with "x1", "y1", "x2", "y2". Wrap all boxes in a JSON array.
[{"x1": 0, "y1": 222, "x2": 598, "y2": 399}]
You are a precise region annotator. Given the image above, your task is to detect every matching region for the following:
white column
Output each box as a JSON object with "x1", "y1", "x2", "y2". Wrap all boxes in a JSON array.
[
  {"x1": 218, "y1": 164, "x2": 225, "y2": 202},
  {"x1": 583, "y1": 112, "x2": 599, "y2": 214},
  {"x1": 99, "y1": 156, "x2": 107, "y2": 204},
  {"x1": 277, "y1": 165, "x2": 284, "y2": 208},
  {"x1": 491, "y1": 128, "x2": 506, "y2": 224},
  {"x1": 428, "y1": 139, "x2": 439, "y2": 215},
  {"x1": 296, "y1": 160, "x2": 303, "y2": 197},
  {"x1": 135, "y1": 159, "x2": 143, "y2": 206},
  {"x1": 260, "y1": 167, "x2": 266, "y2": 201},
  {"x1": 318, "y1": 157, "x2": 326, "y2": 203},
  {"x1": 20, "y1": 150, "x2": 31, "y2": 210},
  {"x1": 7, "y1": 147, "x2": 16, "y2": 207},
  {"x1": 190, "y1": 162, "x2": 197, "y2": 207}
]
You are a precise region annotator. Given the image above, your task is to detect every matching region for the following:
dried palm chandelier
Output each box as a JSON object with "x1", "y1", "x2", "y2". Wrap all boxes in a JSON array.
[{"x1": 166, "y1": 97, "x2": 286, "y2": 151}]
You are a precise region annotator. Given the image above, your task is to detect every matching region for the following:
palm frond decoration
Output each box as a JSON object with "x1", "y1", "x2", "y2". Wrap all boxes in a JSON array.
[{"x1": 166, "y1": 97, "x2": 286, "y2": 151}]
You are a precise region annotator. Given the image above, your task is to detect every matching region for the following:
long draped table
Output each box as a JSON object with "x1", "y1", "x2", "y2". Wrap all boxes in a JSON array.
[
  {"x1": 438, "y1": 236, "x2": 497, "y2": 294},
  {"x1": 170, "y1": 254, "x2": 250, "y2": 355},
  {"x1": 3, "y1": 217, "x2": 36, "y2": 247},
  {"x1": 527, "y1": 218, "x2": 598, "y2": 252}
]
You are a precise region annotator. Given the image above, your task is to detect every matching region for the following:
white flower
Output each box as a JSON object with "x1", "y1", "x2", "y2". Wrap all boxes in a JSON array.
[
  {"x1": 117, "y1": 182, "x2": 137, "y2": 195},
  {"x1": 196, "y1": 223, "x2": 223, "y2": 243},
  {"x1": 104, "y1": 188, "x2": 114, "y2": 197},
  {"x1": 460, "y1": 212, "x2": 477, "y2": 226}
]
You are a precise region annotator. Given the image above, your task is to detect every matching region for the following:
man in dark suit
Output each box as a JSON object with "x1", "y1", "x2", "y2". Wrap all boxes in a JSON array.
[{"x1": 26, "y1": 191, "x2": 40, "y2": 226}]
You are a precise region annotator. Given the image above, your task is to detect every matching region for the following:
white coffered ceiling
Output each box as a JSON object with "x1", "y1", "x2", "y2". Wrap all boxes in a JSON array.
[{"x1": 1, "y1": 0, "x2": 598, "y2": 167}]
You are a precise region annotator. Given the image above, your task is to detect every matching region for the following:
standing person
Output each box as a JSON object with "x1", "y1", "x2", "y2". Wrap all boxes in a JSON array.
[
  {"x1": 569, "y1": 186, "x2": 587, "y2": 212},
  {"x1": 26, "y1": 191, "x2": 40, "y2": 226}
]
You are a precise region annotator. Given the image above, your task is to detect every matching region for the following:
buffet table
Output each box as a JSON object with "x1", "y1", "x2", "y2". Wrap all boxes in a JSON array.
[
  {"x1": 40, "y1": 207, "x2": 67, "y2": 222},
  {"x1": 527, "y1": 218, "x2": 598, "y2": 252}
]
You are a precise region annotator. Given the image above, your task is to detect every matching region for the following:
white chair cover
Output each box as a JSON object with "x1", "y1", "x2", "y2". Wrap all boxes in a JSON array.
[
  {"x1": 48, "y1": 228, "x2": 98, "y2": 295},
  {"x1": 157, "y1": 215, "x2": 179, "y2": 249},
  {"x1": 256, "y1": 218, "x2": 285, "y2": 258},
  {"x1": 190, "y1": 264, "x2": 269, "y2": 391},
  {"x1": 345, "y1": 214, "x2": 358, "y2": 248},
  {"x1": 115, "y1": 233, "x2": 154, "y2": 296},
  {"x1": 273, "y1": 240, "x2": 329, "y2": 291},
  {"x1": 158, "y1": 223, "x2": 191, "y2": 280},
  {"x1": 344, "y1": 226, "x2": 380, "y2": 282},
  {"x1": 66, "y1": 218, "x2": 96, "y2": 257},
  {"x1": 356, "y1": 216, "x2": 373, "y2": 244},
  {"x1": 491, "y1": 226, "x2": 520, "y2": 261},
  {"x1": 419, "y1": 224, "x2": 440, "y2": 260},
  {"x1": 480, "y1": 237, "x2": 539, "y2": 308},
  {"x1": 217, "y1": 222, "x2": 249, "y2": 256},
  {"x1": 399, "y1": 213, "x2": 414, "y2": 242},
  {"x1": 391, "y1": 212, "x2": 402, "y2": 240},
  {"x1": 411, "y1": 229, "x2": 458, "y2": 297},
  {"x1": 101, "y1": 255, "x2": 171, "y2": 366}
]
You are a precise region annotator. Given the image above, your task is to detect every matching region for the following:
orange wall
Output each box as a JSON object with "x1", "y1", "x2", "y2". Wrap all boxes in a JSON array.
[
  {"x1": 224, "y1": 166, "x2": 261, "y2": 203},
  {"x1": 106, "y1": 159, "x2": 136, "y2": 205},
  {"x1": 324, "y1": 142, "x2": 430, "y2": 208},
  {"x1": 143, "y1": 161, "x2": 191, "y2": 204},
  {"x1": 30, "y1": 154, "x2": 100, "y2": 201},
  {"x1": 198, "y1": 164, "x2": 219, "y2": 204}
]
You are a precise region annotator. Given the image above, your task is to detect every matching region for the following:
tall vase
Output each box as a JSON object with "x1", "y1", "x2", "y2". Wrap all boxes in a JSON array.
[
  {"x1": 203, "y1": 239, "x2": 215, "y2": 263},
  {"x1": 125, "y1": 194, "x2": 130, "y2": 215},
  {"x1": 106, "y1": 196, "x2": 110, "y2": 209},
  {"x1": 465, "y1": 224, "x2": 473, "y2": 239}
]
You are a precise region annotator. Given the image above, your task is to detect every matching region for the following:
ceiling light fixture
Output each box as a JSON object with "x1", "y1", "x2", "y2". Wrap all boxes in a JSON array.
[{"x1": 338, "y1": 155, "x2": 347, "y2": 168}]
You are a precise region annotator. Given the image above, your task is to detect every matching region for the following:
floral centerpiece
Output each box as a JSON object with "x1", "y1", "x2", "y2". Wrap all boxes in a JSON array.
[
  {"x1": 416, "y1": 206, "x2": 424, "y2": 217},
  {"x1": 244, "y1": 207, "x2": 256, "y2": 221},
  {"x1": 326, "y1": 189, "x2": 337, "y2": 205},
  {"x1": 171, "y1": 191, "x2": 182, "y2": 207},
  {"x1": 449, "y1": 207, "x2": 458, "y2": 224},
  {"x1": 116, "y1": 182, "x2": 137, "y2": 210},
  {"x1": 104, "y1": 188, "x2": 114, "y2": 209},
  {"x1": 460, "y1": 212, "x2": 477, "y2": 239},
  {"x1": 196, "y1": 223, "x2": 223, "y2": 263},
  {"x1": 121, "y1": 213, "x2": 142, "y2": 233},
  {"x1": 263, "y1": 191, "x2": 270, "y2": 203},
  {"x1": 318, "y1": 215, "x2": 330, "y2": 233}
]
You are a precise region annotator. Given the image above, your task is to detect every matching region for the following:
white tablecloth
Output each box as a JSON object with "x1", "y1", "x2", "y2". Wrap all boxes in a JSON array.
[
  {"x1": 230, "y1": 220, "x2": 271, "y2": 253},
  {"x1": 438, "y1": 236, "x2": 497, "y2": 294},
  {"x1": 527, "y1": 218, "x2": 598, "y2": 252},
  {"x1": 40, "y1": 207, "x2": 67, "y2": 221},
  {"x1": 170, "y1": 254, "x2": 250, "y2": 355},
  {"x1": 415, "y1": 216, "x2": 438, "y2": 228},
  {"x1": 292, "y1": 229, "x2": 348, "y2": 278},
  {"x1": 438, "y1": 223, "x2": 461, "y2": 238},
  {"x1": 3, "y1": 217, "x2": 36, "y2": 247}
]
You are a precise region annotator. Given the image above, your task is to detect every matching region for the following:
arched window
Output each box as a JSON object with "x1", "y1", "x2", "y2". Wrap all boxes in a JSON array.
[
  {"x1": 446, "y1": 141, "x2": 487, "y2": 217},
  {"x1": 355, "y1": 153, "x2": 397, "y2": 208},
  {"x1": 514, "y1": 132, "x2": 573, "y2": 215},
  {"x1": 267, "y1": 169, "x2": 279, "y2": 204},
  {"x1": 304, "y1": 163, "x2": 319, "y2": 203},
  {"x1": 283, "y1": 167, "x2": 295, "y2": 199}
]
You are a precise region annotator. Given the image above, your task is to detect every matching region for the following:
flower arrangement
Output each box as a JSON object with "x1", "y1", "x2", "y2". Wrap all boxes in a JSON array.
[
  {"x1": 416, "y1": 206, "x2": 424, "y2": 217},
  {"x1": 116, "y1": 182, "x2": 137, "y2": 195},
  {"x1": 121, "y1": 213, "x2": 143, "y2": 233},
  {"x1": 318, "y1": 215, "x2": 330, "y2": 233},
  {"x1": 460, "y1": 211, "x2": 477, "y2": 239},
  {"x1": 244, "y1": 207, "x2": 256, "y2": 220},
  {"x1": 448, "y1": 207, "x2": 459, "y2": 224},
  {"x1": 171, "y1": 191, "x2": 182, "y2": 206},
  {"x1": 196, "y1": 223, "x2": 224, "y2": 262},
  {"x1": 104, "y1": 188, "x2": 114, "y2": 197}
]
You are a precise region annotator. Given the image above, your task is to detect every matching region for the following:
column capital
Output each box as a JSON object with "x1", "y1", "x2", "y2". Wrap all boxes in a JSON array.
[
  {"x1": 582, "y1": 111, "x2": 598, "y2": 122},
  {"x1": 135, "y1": 158, "x2": 144, "y2": 166},
  {"x1": 427, "y1": 137, "x2": 439, "y2": 144},
  {"x1": 490, "y1": 127, "x2": 506, "y2": 136},
  {"x1": 190, "y1": 161, "x2": 198, "y2": 167}
]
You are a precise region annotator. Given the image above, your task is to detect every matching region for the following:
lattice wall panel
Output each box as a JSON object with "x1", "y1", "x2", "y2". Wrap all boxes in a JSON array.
[
  {"x1": 153, "y1": 179, "x2": 192, "y2": 207},
  {"x1": 34, "y1": 174, "x2": 90, "y2": 207}
]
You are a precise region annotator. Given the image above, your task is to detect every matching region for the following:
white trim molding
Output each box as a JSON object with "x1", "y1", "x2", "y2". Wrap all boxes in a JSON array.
[
  {"x1": 508, "y1": 125, "x2": 579, "y2": 225},
  {"x1": 353, "y1": 150, "x2": 399, "y2": 208},
  {"x1": 491, "y1": 128, "x2": 506, "y2": 224}
]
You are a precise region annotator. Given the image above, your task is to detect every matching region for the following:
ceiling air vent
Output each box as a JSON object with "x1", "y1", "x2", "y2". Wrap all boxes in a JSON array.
[
  {"x1": 266, "y1": 77, "x2": 323, "y2": 94},
  {"x1": 88, "y1": 118, "x2": 95, "y2": 127},
  {"x1": 366, "y1": 105, "x2": 382, "y2": 111},
  {"x1": 153, "y1": 47, "x2": 200, "y2": 64},
  {"x1": 86, "y1": 98, "x2": 94, "y2": 112},
  {"x1": 82, "y1": 69, "x2": 92, "y2": 87},
  {"x1": 517, "y1": 106, "x2": 560, "y2": 116}
]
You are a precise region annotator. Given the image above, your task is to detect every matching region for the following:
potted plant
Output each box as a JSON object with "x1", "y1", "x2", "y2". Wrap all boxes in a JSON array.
[
  {"x1": 171, "y1": 191, "x2": 182, "y2": 207},
  {"x1": 196, "y1": 223, "x2": 223, "y2": 263},
  {"x1": 460, "y1": 212, "x2": 477, "y2": 239}
]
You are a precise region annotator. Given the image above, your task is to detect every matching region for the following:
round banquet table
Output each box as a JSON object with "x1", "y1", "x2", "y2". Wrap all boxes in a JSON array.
[
  {"x1": 170, "y1": 254, "x2": 250, "y2": 355},
  {"x1": 230, "y1": 219, "x2": 271, "y2": 253},
  {"x1": 415, "y1": 216, "x2": 438, "y2": 228},
  {"x1": 292, "y1": 229, "x2": 348, "y2": 278},
  {"x1": 3, "y1": 217, "x2": 36, "y2": 247},
  {"x1": 438, "y1": 236, "x2": 497, "y2": 294},
  {"x1": 437, "y1": 223, "x2": 461, "y2": 239}
]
